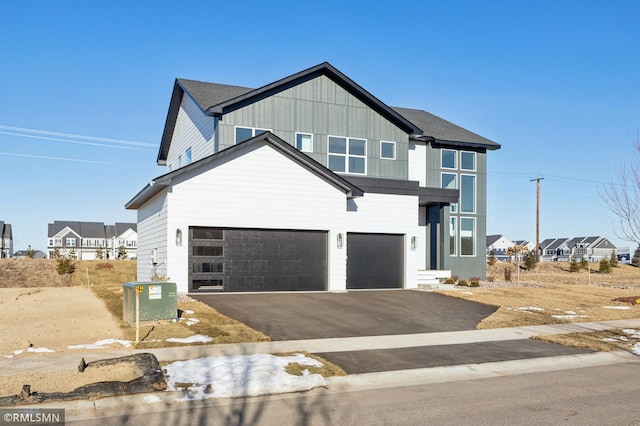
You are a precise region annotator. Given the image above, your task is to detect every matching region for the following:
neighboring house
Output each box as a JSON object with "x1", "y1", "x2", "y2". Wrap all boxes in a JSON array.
[
  {"x1": 486, "y1": 235, "x2": 514, "y2": 260},
  {"x1": 539, "y1": 238, "x2": 569, "y2": 262},
  {"x1": 47, "y1": 221, "x2": 137, "y2": 260},
  {"x1": 512, "y1": 240, "x2": 536, "y2": 253},
  {"x1": 13, "y1": 250, "x2": 47, "y2": 259},
  {"x1": 540, "y1": 236, "x2": 617, "y2": 262},
  {"x1": 0, "y1": 221, "x2": 13, "y2": 258},
  {"x1": 126, "y1": 62, "x2": 500, "y2": 293}
]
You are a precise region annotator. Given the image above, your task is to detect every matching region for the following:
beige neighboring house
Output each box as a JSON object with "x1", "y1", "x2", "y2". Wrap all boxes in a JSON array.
[
  {"x1": 47, "y1": 221, "x2": 137, "y2": 260},
  {"x1": 0, "y1": 221, "x2": 13, "y2": 258}
]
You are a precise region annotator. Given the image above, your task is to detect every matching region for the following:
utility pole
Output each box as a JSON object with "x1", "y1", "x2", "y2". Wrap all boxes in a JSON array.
[{"x1": 530, "y1": 176, "x2": 544, "y2": 261}]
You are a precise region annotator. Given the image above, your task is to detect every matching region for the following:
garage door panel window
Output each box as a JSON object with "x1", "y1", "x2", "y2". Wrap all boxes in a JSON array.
[{"x1": 460, "y1": 217, "x2": 475, "y2": 256}]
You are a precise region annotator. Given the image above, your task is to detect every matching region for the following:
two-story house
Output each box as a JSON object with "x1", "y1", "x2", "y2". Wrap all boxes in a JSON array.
[
  {"x1": 126, "y1": 62, "x2": 500, "y2": 293},
  {"x1": 48, "y1": 221, "x2": 137, "y2": 259},
  {"x1": 0, "y1": 221, "x2": 13, "y2": 258}
]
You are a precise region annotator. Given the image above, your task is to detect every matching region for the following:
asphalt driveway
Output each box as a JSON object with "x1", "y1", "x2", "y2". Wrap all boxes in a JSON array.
[{"x1": 192, "y1": 290, "x2": 498, "y2": 341}]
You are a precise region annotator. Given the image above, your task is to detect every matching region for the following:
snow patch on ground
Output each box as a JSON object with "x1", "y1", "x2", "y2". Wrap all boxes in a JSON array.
[
  {"x1": 68, "y1": 338, "x2": 132, "y2": 349},
  {"x1": 165, "y1": 353, "x2": 327, "y2": 400},
  {"x1": 166, "y1": 334, "x2": 213, "y2": 344},
  {"x1": 602, "y1": 306, "x2": 631, "y2": 310},
  {"x1": 517, "y1": 306, "x2": 545, "y2": 311},
  {"x1": 27, "y1": 347, "x2": 54, "y2": 353},
  {"x1": 143, "y1": 395, "x2": 162, "y2": 404}
]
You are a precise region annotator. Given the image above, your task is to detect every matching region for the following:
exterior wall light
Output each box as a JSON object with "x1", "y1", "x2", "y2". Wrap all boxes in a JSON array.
[
  {"x1": 411, "y1": 236, "x2": 418, "y2": 251},
  {"x1": 176, "y1": 228, "x2": 182, "y2": 246},
  {"x1": 337, "y1": 233, "x2": 344, "y2": 249}
]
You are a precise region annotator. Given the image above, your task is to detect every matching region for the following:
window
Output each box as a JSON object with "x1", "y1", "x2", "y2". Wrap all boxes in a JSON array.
[
  {"x1": 461, "y1": 151, "x2": 476, "y2": 171},
  {"x1": 193, "y1": 228, "x2": 223, "y2": 240},
  {"x1": 66, "y1": 238, "x2": 76, "y2": 247},
  {"x1": 380, "y1": 141, "x2": 396, "y2": 159},
  {"x1": 235, "y1": 127, "x2": 269, "y2": 144},
  {"x1": 186, "y1": 148, "x2": 192, "y2": 165},
  {"x1": 442, "y1": 173, "x2": 458, "y2": 213},
  {"x1": 449, "y1": 217, "x2": 457, "y2": 256},
  {"x1": 295, "y1": 133, "x2": 313, "y2": 152},
  {"x1": 328, "y1": 136, "x2": 366, "y2": 174},
  {"x1": 441, "y1": 149, "x2": 457, "y2": 169},
  {"x1": 178, "y1": 155, "x2": 182, "y2": 168},
  {"x1": 460, "y1": 217, "x2": 475, "y2": 256},
  {"x1": 193, "y1": 246, "x2": 223, "y2": 256},
  {"x1": 48, "y1": 239, "x2": 54, "y2": 247},
  {"x1": 460, "y1": 174, "x2": 476, "y2": 213}
]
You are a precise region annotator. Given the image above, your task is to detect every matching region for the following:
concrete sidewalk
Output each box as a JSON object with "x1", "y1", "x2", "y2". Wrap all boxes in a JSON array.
[{"x1": 3, "y1": 318, "x2": 640, "y2": 375}]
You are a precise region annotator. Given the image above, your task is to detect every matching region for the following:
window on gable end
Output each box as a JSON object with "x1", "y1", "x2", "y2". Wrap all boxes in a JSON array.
[
  {"x1": 295, "y1": 133, "x2": 313, "y2": 152},
  {"x1": 380, "y1": 141, "x2": 396, "y2": 159}
]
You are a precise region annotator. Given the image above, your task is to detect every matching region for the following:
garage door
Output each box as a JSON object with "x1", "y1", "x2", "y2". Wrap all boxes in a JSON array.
[
  {"x1": 347, "y1": 233, "x2": 404, "y2": 289},
  {"x1": 189, "y1": 227, "x2": 327, "y2": 292}
]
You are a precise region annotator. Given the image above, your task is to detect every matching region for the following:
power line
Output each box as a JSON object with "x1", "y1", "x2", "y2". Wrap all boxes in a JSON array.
[
  {"x1": 0, "y1": 124, "x2": 156, "y2": 148},
  {"x1": 0, "y1": 131, "x2": 152, "y2": 151},
  {"x1": 0, "y1": 151, "x2": 140, "y2": 167}
]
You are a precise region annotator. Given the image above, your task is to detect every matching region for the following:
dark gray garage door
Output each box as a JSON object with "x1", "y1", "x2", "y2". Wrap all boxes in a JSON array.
[
  {"x1": 189, "y1": 227, "x2": 327, "y2": 292},
  {"x1": 346, "y1": 233, "x2": 404, "y2": 289}
]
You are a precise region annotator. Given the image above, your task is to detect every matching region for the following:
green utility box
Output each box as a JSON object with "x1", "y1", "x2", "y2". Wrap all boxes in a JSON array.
[{"x1": 123, "y1": 282, "x2": 177, "y2": 325}]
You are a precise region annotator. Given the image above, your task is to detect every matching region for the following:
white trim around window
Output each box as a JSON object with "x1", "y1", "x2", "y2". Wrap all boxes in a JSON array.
[
  {"x1": 327, "y1": 135, "x2": 367, "y2": 175},
  {"x1": 234, "y1": 126, "x2": 271, "y2": 144},
  {"x1": 441, "y1": 149, "x2": 457, "y2": 169},
  {"x1": 460, "y1": 173, "x2": 476, "y2": 214},
  {"x1": 460, "y1": 217, "x2": 476, "y2": 257},
  {"x1": 380, "y1": 141, "x2": 396, "y2": 160},
  {"x1": 460, "y1": 151, "x2": 476, "y2": 171},
  {"x1": 295, "y1": 132, "x2": 313, "y2": 152}
]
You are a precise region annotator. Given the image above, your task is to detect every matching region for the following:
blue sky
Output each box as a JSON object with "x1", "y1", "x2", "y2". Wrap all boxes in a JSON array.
[{"x1": 1, "y1": 0, "x2": 639, "y2": 251}]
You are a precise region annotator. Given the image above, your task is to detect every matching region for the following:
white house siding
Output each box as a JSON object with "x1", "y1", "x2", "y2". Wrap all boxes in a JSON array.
[
  {"x1": 408, "y1": 141, "x2": 427, "y2": 187},
  {"x1": 166, "y1": 94, "x2": 216, "y2": 170},
  {"x1": 136, "y1": 191, "x2": 169, "y2": 283},
  {"x1": 165, "y1": 143, "x2": 349, "y2": 293},
  {"x1": 346, "y1": 193, "x2": 421, "y2": 289}
]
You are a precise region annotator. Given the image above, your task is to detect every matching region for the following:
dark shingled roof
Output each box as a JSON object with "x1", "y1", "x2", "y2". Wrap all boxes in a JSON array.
[
  {"x1": 392, "y1": 107, "x2": 500, "y2": 150},
  {"x1": 157, "y1": 62, "x2": 500, "y2": 164}
]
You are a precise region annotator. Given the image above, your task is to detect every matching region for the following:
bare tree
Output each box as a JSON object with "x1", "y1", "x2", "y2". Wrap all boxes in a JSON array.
[{"x1": 600, "y1": 138, "x2": 640, "y2": 245}]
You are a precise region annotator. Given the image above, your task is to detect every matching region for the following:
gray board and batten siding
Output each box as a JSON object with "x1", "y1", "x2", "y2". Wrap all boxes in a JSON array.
[{"x1": 215, "y1": 75, "x2": 410, "y2": 180}]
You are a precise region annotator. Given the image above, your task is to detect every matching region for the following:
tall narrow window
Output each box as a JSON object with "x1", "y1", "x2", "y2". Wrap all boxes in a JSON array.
[
  {"x1": 295, "y1": 133, "x2": 313, "y2": 152},
  {"x1": 442, "y1": 173, "x2": 458, "y2": 213},
  {"x1": 460, "y1": 174, "x2": 476, "y2": 213},
  {"x1": 460, "y1": 217, "x2": 475, "y2": 256},
  {"x1": 449, "y1": 217, "x2": 457, "y2": 256},
  {"x1": 185, "y1": 148, "x2": 192, "y2": 165}
]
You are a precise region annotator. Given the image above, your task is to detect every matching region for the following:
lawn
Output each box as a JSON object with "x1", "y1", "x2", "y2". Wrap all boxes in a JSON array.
[
  {"x1": 70, "y1": 260, "x2": 269, "y2": 348},
  {"x1": 438, "y1": 260, "x2": 640, "y2": 351}
]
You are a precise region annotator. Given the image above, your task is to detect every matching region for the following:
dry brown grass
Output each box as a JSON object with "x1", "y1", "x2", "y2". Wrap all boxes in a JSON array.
[
  {"x1": 439, "y1": 261, "x2": 640, "y2": 329},
  {"x1": 279, "y1": 352, "x2": 347, "y2": 378},
  {"x1": 533, "y1": 329, "x2": 637, "y2": 352}
]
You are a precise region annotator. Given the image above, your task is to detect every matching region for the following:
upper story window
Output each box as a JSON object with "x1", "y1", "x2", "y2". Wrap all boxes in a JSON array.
[
  {"x1": 48, "y1": 239, "x2": 54, "y2": 247},
  {"x1": 295, "y1": 133, "x2": 313, "y2": 152},
  {"x1": 178, "y1": 155, "x2": 182, "y2": 168},
  {"x1": 441, "y1": 149, "x2": 457, "y2": 169},
  {"x1": 460, "y1": 174, "x2": 476, "y2": 213},
  {"x1": 461, "y1": 151, "x2": 476, "y2": 171},
  {"x1": 380, "y1": 141, "x2": 396, "y2": 160},
  {"x1": 328, "y1": 136, "x2": 366, "y2": 174},
  {"x1": 235, "y1": 127, "x2": 270, "y2": 144},
  {"x1": 186, "y1": 148, "x2": 192, "y2": 165},
  {"x1": 441, "y1": 172, "x2": 458, "y2": 213},
  {"x1": 66, "y1": 238, "x2": 76, "y2": 247}
]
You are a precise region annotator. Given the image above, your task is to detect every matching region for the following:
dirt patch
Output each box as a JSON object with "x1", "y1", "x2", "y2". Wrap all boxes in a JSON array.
[
  {"x1": 0, "y1": 287, "x2": 124, "y2": 355},
  {"x1": 0, "y1": 259, "x2": 73, "y2": 287},
  {"x1": 612, "y1": 296, "x2": 640, "y2": 305},
  {"x1": 0, "y1": 362, "x2": 137, "y2": 396}
]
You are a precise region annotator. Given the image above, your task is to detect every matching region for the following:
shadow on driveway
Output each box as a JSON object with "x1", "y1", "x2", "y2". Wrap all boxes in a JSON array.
[{"x1": 193, "y1": 290, "x2": 498, "y2": 341}]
